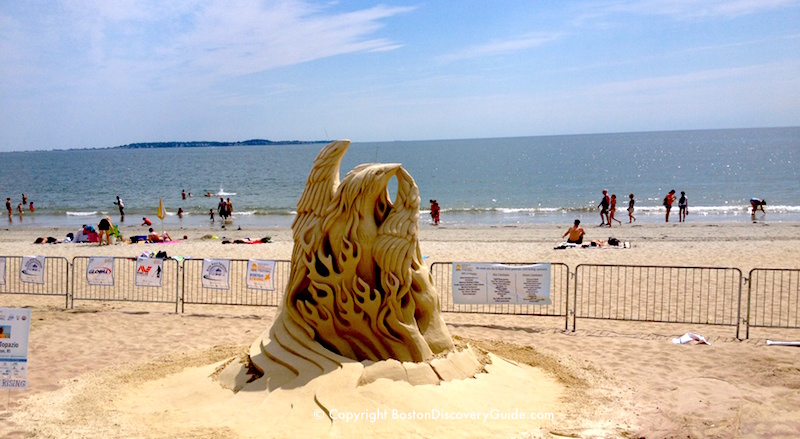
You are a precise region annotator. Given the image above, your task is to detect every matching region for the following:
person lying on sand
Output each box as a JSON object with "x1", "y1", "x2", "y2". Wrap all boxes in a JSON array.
[{"x1": 147, "y1": 228, "x2": 172, "y2": 243}]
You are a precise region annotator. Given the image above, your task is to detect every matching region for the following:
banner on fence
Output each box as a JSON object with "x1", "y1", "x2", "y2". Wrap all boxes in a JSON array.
[
  {"x1": 19, "y1": 256, "x2": 45, "y2": 284},
  {"x1": 452, "y1": 262, "x2": 551, "y2": 305},
  {"x1": 135, "y1": 257, "x2": 163, "y2": 287},
  {"x1": 86, "y1": 257, "x2": 115, "y2": 286},
  {"x1": 246, "y1": 259, "x2": 276, "y2": 290},
  {"x1": 1, "y1": 307, "x2": 32, "y2": 388},
  {"x1": 202, "y1": 259, "x2": 231, "y2": 290},
  {"x1": 0, "y1": 257, "x2": 5, "y2": 286}
]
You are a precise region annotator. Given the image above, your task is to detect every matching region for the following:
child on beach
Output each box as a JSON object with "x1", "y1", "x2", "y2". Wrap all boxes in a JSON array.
[
  {"x1": 679, "y1": 191, "x2": 688, "y2": 222},
  {"x1": 609, "y1": 194, "x2": 622, "y2": 226},
  {"x1": 627, "y1": 194, "x2": 636, "y2": 223},
  {"x1": 209, "y1": 209, "x2": 215, "y2": 222}
]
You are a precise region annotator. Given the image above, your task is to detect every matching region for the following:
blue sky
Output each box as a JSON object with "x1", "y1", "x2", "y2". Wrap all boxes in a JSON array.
[{"x1": 1, "y1": 0, "x2": 799, "y2": 151}]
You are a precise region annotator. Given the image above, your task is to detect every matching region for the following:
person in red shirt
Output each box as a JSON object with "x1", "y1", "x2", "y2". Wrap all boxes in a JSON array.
[
  {"x1": 141, "y1": 217, "x2": 152, "y2": 226},
  {"x1": 664, "y1": 190, "x2": 676, "y2": 222}
]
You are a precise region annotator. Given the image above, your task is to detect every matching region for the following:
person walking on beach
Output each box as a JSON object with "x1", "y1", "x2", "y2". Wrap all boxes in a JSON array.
[
  {"x1": 217, "y1": 197, "x2": 227, "y2": 219},
  {"x1": 209, "y1": 208, "x2": 215, "y2": 222},
  {"x1": 609, "y1": 194, "x2": 622, "y2": 226},
  {"x1": 562, "y1": 219, "x2": 585, "y2": 244},
  {"x1": 114, "y1": 196, "x2": 125, "y2": 220},
  {"x1": 598, "y1": 189, "x2": 610, "y2": 226},
  {"x1": 226, "y1": 197, "x2": 233, "y2": 219},
  {"x1": 664, "y1": 190, "x2": 676, "y2": 222},
  {"x1": 678, "y1": 191, "x2": 688, "y2": 222},
  {"x1": 627, "y1": 194, "x2": 636, "y2": 223},
  {"x1": 750, "y1": 198, "x2": 766, "y2": 220}
]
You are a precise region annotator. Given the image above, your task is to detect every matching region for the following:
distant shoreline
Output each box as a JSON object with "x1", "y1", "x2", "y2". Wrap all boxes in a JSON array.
[{"x1": 42, "y1": 139, "x2": 333, "y2": 151}]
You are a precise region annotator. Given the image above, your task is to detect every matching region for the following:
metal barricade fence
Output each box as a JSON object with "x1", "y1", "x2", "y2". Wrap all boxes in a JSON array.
[
  {"x1": 573, "y1": 264, "x2": 743, "y2": 337},
  {"x1": 180, "y1": 259, "x2": 291, "y2": 312},
  {"x1": 746, "y1": 268, "x2": 800, "y2": 339},
  {"x1": 0, "y1": 256, "x2": 70, "y2": 307},
  {"x1": 430, "y1": 262, "x2": 571, "y2": 330},
  {"x1": 71, "y1": 257, "x2": 181, "y2": 312}
]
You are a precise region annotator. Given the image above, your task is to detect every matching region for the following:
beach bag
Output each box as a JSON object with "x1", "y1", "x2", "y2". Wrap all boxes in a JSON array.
[{"x1": 608, "y1": 237, "x2": 620, "y2": 246}]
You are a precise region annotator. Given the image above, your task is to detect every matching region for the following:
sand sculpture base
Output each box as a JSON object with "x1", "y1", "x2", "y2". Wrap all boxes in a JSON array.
[{"x1": 114, "y1": 342, "x2": 563, "y2": 438}]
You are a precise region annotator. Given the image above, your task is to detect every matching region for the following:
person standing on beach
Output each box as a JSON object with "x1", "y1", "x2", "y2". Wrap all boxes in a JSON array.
[
  {"x1": 432, "y1": 200, "x2": 440, "y2": 225},
  {"x1": 598, "y1": 189, "x2": 610, "y2": 226},
  {"x1": 217, "y1": 197, "x2": 226, "y2": 219},
  {"x1": 678, "y1": 191, "x2": 688, "y2": 222},
  {"x1": 114, "y1": 196, "x2": 125, "y2": 220},
  {"x1": 627, "y1": 193, "x2": 636, "y2": 223},
  {"x1": 29, "y1": 202, "x2": 34, "y2": 212},
  {"x1": 209, "y1": 208, "x2": 215, "y2": 222},
  {"x1": 6, "y1": 198, "x2": 11, "y2": 216},
  {"x1": 97, "y1": 216, "x2": 112, "y2": 246},
  {"x1": 609, "y1": 194, "x2": 622, "y2": 226},
  {"x1": 226, "y1": 198, "x2": 233, "y2": 219},
  {"x1": 664, "y1": 190, "x2": 676, "y2": 222}
]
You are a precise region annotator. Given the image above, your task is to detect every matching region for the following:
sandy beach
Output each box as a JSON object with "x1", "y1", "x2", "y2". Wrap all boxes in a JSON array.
[{"x1": 2, "y1": 220, "x2": 800, "y2": 438}]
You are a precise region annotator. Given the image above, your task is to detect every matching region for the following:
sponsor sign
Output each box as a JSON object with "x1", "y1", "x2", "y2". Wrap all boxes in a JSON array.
[
  {"x1": 20, "y1": 256, "x2": 45, "y2": 284},
  {"x1": 246, "y1": 259, "x2": 276, "y2": 291},
  {"x1": 1, "y1": 308, "x2": 32, "y2": 389},
  {"x1": 201, "y1": 259, "x2": 231, "y2": 290},
  {"x1": 86, "y1": 257, "x2": 115, "y2": 286},
  {"x1": 135, "y1": 257, "x2": 163, "y2": 287}
]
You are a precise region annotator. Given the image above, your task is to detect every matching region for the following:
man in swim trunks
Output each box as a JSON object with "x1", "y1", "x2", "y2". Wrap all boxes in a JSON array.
[
  {"x1": 562, "y1": 219, "x2": 585, "y2": 244},
  {"x1": 597, "y1": 189, "x2": 609, "y2": 226}
]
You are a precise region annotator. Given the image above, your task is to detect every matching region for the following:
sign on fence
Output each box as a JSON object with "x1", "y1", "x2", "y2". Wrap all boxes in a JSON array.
[
  {"x1": 246, "y1": 259, "x2": 276, "y2": 290},
  {"x1": 86, "y1": 257, "x2": 115, "y2": 286},
  {"x1": 452, "y1": 262, "x2": 552, "y2": 305},
  {"x1": 202, "y1": 259, "x2": 231, "y2": 290},
  {"x1": 0, "y1": 308, "x2": 31, "y2": 389},
  {"x1": 20, "y1": 256, "x2": 45, "y2": 284},
  {"x1": 135, "y1": 257, "x2": 163, "y2": 287}
]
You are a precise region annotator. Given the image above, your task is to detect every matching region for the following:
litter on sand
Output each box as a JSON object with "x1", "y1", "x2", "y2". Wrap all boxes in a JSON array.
[
  {"x1": 672, "y1": 332, "x2": 711, "y2": 345},
  {"x1": 766, "y1": 340, "x2": 800, "y2": 347}
]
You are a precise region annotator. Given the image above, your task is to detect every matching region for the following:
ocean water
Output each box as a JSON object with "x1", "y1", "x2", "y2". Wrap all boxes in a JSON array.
[{"x1": 1, "y1": 127, "x2": 798, "y2": 231}]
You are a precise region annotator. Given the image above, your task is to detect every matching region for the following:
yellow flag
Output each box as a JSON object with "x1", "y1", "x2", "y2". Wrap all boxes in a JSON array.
[{"x1": 157, "y1": 198, "x2": 166, "y2": 220}]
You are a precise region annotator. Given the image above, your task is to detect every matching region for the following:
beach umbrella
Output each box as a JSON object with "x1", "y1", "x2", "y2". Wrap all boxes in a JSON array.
[{"x1": 157, "y1": 198, "x2": 167, "y2": 233}]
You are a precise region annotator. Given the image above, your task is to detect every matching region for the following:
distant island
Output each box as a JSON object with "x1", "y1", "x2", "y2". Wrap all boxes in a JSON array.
[{"x1": 116, "y1": 139, "x2": 331, "y2": 149}]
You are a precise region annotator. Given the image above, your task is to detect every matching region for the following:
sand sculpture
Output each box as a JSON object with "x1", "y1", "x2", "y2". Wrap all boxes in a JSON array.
[{"x1": 229, "y1": 140, "x2": 485, "y2": 391}]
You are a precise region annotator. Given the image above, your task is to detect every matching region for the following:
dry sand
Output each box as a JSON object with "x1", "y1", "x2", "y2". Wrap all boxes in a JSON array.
[{"x1": 1, "y1": 220, "x2": 800, "y2": 438}]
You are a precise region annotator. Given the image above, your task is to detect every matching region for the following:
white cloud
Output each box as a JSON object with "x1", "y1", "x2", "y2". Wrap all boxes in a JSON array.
[
  {"x1": 438, "y1": 33, "x2": 564, "y2": 63},
  {"x1": 580, "y1": 0, "x2": 800, "y2": 21}
]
